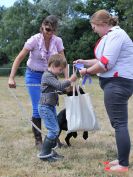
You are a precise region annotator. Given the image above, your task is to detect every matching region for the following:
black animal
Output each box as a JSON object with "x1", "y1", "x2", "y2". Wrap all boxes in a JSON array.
[{"x1": 57, "y1": 87, "x2": 88, "y2": 146}]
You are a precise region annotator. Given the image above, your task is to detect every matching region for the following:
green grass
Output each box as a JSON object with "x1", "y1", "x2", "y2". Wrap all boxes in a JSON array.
[{"x1": 0, "y1": 76, "x2": 133, "y2": 177}]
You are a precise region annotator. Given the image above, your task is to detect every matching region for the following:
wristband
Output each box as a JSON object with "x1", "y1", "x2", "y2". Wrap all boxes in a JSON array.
[{"x1": 86, "y1": 68, "x2": 87, "y2": 74}]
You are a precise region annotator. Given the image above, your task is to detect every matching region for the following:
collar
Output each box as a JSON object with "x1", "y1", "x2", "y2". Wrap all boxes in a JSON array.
[
  {"x1": 47, "y1": 70, "x2": 58, "y2": 78},
  {"x1": 107, "y1": 26, "x2": 120, "y2": 33},
  {"x1": 39, "y1": 33, "x2": 55, "y2": 49}
]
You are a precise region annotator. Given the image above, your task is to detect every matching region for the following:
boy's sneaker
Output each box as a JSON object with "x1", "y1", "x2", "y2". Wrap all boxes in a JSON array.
[{"x1": 104, "y1": 164, "x2": 128, "y2": 172}]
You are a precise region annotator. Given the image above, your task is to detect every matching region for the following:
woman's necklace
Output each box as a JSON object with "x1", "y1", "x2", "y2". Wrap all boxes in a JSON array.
[{"x1": 45, "y1": 39, "x2": 50, "y2": 52}]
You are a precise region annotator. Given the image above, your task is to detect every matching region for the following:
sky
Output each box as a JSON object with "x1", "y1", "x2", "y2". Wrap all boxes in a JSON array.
[{"x1": 0, "y1": 0, "x2": 34, "y2": 7}]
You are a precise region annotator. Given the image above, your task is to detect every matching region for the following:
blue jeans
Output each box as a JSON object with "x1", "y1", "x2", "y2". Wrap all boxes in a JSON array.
[
  {"x1": 25, "y1": 67, "x2": 43, "y2": 118},
  {"x1": 99, "y1": 77, "x2": 133, "y2": 166},
  {"x1": 38, "y1": 104, "x2": 60, "y2": 139}
]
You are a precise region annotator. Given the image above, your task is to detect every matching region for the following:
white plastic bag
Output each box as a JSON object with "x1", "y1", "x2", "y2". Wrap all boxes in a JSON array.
[{"x1": 64, "y1": 85, "x2": 100, "y2": 132}]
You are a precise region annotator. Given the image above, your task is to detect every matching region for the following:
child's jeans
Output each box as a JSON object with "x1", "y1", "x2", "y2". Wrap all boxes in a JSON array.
[{"x1": 38, "y1": 104, "x2": 60, "y2": 139}]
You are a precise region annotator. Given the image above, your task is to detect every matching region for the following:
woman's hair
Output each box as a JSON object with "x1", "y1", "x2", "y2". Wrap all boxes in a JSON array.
[
  {"x1": 90, "y1": 9, "x2": 119, "y2": 26},
  {"x1": 48, "y1": 54, "x2": 67, "y2": 68},
  {"x1": 41, "y1": 15, "x2": 58, "y2": 31}
]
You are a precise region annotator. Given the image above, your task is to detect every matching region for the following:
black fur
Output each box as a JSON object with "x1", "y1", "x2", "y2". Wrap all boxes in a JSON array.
[{"x1": 57, "y1": 87, "x2": 88, "y2": 146}]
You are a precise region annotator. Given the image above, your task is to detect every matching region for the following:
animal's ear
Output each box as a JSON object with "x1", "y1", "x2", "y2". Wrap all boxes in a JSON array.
[{"x1": 79, "y1": 87, "x2": 85, "y2": 94}]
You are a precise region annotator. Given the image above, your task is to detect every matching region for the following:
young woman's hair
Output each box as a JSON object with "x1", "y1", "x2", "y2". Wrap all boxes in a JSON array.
[
  {"x1": 90, "y1": 9, "x2": 119, "y2": 26},
  {"x1": 42, "y1": 15, "x2": 58, "y2": 31},
  {"x1": 48, "y1": 54, "x2": 67, "y2": 68}
]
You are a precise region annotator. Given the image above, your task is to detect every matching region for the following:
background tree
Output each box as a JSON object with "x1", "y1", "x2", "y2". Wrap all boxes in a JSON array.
[
  {"x1": 115, "y1": 0, "x2": 133, "y2": 39},
  {"x1": 0, "y1": 0, "x2": 48, "y2": 74},
  {"x1": 0, "y1": 0, "x2": 132, "y2": 75}
]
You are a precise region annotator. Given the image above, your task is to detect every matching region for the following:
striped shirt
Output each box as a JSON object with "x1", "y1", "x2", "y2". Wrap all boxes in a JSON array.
[
  {"x1": 95, "y1": 26, "x2": 133, "y2": 79},
  {"x1": 39, "y1": 71, "x2": 71, "y2": 106}
]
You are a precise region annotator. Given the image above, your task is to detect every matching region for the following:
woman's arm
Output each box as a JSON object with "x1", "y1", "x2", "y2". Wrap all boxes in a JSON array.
[
  {"x1": 80, "y1": 62, "x2": 107, "y2": 75},
  {"x1": 8, "y1": 48, "x2": 29, "y2": 88},
  {"x1": 74, "y1": 59, "x2": 98, "y2": 67}
]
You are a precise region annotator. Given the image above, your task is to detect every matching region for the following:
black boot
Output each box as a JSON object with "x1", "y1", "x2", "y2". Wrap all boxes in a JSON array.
[
  {"x1": 32, "y1": 117, "x2": 42, "y2": 150},
  {"x1": 37, "y1": 136, "x2": 56, "y2": 159}
]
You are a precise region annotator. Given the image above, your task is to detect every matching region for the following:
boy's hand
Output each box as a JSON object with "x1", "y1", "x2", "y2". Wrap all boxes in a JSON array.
[{"x1": 69, "y1": 73, "x2": 77, "y2": 82}]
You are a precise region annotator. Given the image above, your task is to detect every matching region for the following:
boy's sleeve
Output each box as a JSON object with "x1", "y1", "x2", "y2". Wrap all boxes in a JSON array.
[{"x1": 46, "y1": 76, "x2": 71, "y2": 91}]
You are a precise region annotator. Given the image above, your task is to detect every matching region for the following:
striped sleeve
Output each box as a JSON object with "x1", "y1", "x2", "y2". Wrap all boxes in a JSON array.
[{"x1": 45, "y1": 74, "x2": 71, "y2": 91}]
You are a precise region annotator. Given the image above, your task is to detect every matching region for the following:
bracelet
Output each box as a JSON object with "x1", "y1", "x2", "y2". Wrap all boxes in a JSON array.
[{"x1": 86, "y1": 68, "x2": 87, "y2": 74}]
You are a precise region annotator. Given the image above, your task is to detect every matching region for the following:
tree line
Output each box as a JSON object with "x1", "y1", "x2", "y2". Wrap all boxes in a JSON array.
[{"x1": 0, "y1": 0, "x2": 133, "y2": 75}]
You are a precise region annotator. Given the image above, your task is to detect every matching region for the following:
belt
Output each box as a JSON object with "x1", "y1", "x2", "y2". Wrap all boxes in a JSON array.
[{"x1": 27, "y1": 66, "x2": 43, "y2": 73}]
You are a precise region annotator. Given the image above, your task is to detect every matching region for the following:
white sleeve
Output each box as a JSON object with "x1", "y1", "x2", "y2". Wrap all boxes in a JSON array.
[{"x1": 100, "y1": 31, "x2": 124, "y2": 70}]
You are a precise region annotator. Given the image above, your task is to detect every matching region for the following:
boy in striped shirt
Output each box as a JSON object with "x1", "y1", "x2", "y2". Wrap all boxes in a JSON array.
[{"x1": 38, "y1": 54, "x2": 76, "y2": 161}]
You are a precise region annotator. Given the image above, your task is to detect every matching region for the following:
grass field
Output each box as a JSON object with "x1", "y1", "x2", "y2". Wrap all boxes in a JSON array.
[{"x1": 0, "y1": 76, "x2": 133, "y2": 177}]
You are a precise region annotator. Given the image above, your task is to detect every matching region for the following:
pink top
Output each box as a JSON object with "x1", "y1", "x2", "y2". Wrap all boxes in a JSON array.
[{"x1": 24, "y1": 33, "x2": 64, "y2": 72}]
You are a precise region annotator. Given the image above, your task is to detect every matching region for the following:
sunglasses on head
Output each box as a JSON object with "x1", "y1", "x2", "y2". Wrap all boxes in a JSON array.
[{"x1": 45, "y1": 28, "x2": 53, "y2": 32}]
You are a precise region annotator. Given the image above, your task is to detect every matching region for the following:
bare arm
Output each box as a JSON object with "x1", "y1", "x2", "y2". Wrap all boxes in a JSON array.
[
  {"x1": 8, "y1": 48, "x2": 29, "y2": 88},
  {"x1": 73, "y1": 59, "x2": 98, "y2": 67},
  {"x1": 59, "y1": 50, "x2": 69, "y2": 79},
  {"x1": 80, "y1": 62, "x2": 106, "y2": 75}
]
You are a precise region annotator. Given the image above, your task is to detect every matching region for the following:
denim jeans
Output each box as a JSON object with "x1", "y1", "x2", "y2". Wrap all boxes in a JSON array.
[
  {"x1": 25, "y1": 67, "x2": 43, "y2": 118},
  {"x1": 38, "y1": 104, "x2": 60, "y2": 139},
  {"x1": 100, "y1": 77, "x2": 133, "y2": 166}
]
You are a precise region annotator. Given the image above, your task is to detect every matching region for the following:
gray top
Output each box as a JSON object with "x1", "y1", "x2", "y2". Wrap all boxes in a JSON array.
[{"x1": 39, "y1": 71, "x2": 71, "y2": 106}]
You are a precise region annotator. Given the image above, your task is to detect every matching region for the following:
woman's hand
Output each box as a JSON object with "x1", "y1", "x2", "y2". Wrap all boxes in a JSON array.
[
  {"x1": 8, "y1": 77, "x2": 16, "y2": 88},
  {"x1": 79, "y1": 68, "x2": 87, "y2": 76},
  {"x1": 73, "y1": 59, "x2": 84, "y2": 64}
]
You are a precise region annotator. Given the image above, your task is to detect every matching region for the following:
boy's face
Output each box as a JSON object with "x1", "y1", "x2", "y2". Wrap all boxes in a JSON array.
[{"x1": 51, "y1": 66, "x2": 64, "y2": 75}]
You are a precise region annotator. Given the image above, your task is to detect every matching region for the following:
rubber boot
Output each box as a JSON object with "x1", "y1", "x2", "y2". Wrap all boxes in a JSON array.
[
  {"x1": 37, "y1": 136, "x2": 56, "y2": 158},
  {"x1": 32, "y1": 117, "x2": 42, "y2": 150},
  {"x1": 37, "y1": 136, "x2": 64, "y2": 161}
]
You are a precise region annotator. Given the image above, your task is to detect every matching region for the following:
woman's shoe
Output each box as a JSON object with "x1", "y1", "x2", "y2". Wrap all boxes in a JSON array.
[
  {"x1": 104, "y1": 164, "x2": 128, "y2": 172},
  {"x1": 103, "y1": 159, "x2": 119, "y2": 166}
]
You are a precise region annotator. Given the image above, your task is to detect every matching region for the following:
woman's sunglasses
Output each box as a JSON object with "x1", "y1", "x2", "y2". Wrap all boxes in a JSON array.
[{"x1": 45, "y1": 28, "x2": 53, "y2": 32}]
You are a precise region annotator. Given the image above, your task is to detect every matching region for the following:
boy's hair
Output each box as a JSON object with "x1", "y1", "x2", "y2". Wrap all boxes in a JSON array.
[{"x1": 48, "y1": 54, "x2": 67, "y2": 68}]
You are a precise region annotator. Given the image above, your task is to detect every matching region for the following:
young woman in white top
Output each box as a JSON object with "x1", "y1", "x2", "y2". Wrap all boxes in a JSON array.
[{"x1": 74, "y1": 9, "x2": 133, "y2": 172}]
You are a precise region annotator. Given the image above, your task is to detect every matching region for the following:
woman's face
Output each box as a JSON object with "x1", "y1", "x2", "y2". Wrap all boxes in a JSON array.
[
  {"x1": 91, "y1": 23, "x2": 107, "y2": 37},
  {"x1": 42, "y1": 25, "x2": 54, "y2": 37}
]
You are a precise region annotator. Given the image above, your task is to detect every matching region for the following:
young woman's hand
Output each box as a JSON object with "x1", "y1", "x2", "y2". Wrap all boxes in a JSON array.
[
  {"x1": 73, "y1": 59, "x2": 84, "y2": 64},
  {"x1": 79, "y1": 68, "x2": 87, "y2": 76}
]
